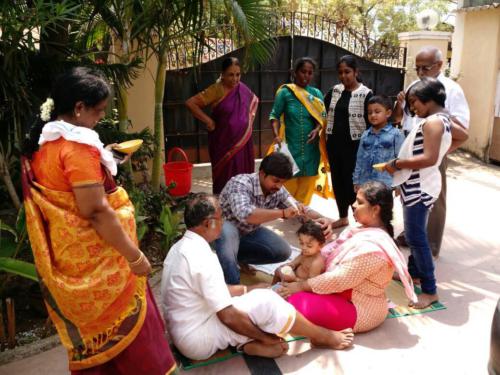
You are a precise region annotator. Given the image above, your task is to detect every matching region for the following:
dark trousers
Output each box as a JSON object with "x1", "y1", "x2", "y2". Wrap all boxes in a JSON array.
[
  {"x1": 427, "y1": 156, "x2": 447, "y2": 257},
  {"x1": 214, "y1": 221, "x2": 291, "y2": 284},
  {"x1": 327, "y1": 136, "x2": 359, "y2": 218}
]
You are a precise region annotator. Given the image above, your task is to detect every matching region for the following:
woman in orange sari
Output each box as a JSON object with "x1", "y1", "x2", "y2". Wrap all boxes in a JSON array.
[
  {"x1": 186, "y1": 57, "x2": 259, "y2": 194},
  {"x1": 22, "y1": 67, "x2": 176, "y2": 374}
]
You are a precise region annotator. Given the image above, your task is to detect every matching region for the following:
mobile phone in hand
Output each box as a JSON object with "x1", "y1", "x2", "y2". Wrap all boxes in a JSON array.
[{"x1": 112, "y1": 149, "x2": 127, "y2": 163}]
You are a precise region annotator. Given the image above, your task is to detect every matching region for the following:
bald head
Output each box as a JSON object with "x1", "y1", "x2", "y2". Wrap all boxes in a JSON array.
[
  {"x1": 415, "y1": 46, "x2": 444, "y2": 79},
  {"x1": 416, "y1": 46, "x2": 443, "y2": 63}
]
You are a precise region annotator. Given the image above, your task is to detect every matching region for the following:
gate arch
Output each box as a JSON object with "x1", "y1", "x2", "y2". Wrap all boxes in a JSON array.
[{"x1": 164, "y1": 14, "x2": 406, "y2": 164}]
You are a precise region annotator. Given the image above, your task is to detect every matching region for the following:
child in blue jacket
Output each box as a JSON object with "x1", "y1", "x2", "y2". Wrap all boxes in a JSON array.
[{"x1": 353, "y1": 95, "x2": 404, "y2": 190}]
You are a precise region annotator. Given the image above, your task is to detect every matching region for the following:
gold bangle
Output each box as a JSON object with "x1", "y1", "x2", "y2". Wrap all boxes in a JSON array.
[
  {"x1": 242, "y1": 285, "x2": 247, "y2": 294},
  {"x1": 128, "y1": 252, "x2": 144, "y2": 267}
]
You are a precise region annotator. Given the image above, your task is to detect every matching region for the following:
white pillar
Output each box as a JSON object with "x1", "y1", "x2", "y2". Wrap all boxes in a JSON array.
[
  {"x1": 398, "y1": 31, "x2": 452, "y2": 88},
  {"x1": 451, "y1": 12, "x2": 465, "y2": 80}
]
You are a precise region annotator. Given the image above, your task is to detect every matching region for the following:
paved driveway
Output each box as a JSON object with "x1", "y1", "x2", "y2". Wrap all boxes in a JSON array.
[{"x1": 1, "y1": 151, "x2": 499, "y2": 375}]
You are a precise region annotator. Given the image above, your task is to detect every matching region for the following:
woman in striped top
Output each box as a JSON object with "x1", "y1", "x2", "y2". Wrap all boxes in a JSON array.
[{"x1": 385, "y1": 77, "x2": 467, "y2": 309}]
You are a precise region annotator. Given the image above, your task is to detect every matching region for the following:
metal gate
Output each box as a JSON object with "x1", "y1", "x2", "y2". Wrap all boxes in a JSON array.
[{"x1": 163, "y1": 14, "x2": 406, "y2": 163}]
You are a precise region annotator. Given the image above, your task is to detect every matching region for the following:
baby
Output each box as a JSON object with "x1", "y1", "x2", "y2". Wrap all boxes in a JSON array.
[{"x1": 273, "y1": 220, "x2": 325, "y2": 284}]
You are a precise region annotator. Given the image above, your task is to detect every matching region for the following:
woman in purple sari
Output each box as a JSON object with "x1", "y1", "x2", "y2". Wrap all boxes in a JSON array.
[{"x1": 186, "y1": 57, "x2": 259, "y2": 194}]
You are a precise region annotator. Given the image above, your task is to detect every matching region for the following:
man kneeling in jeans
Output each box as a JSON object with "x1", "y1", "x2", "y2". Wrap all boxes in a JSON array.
[{"x1": 216, "y1": 152, "x2": 322, "y2": 284}]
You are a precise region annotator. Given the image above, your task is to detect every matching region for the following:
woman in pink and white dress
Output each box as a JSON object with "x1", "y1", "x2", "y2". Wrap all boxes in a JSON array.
[{"x1": 278, "y1": 181, "x2": 417, "y2": 333}]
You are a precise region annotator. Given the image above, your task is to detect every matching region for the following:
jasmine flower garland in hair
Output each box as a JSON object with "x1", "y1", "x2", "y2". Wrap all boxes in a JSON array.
[{"x1": 40, "y1": 98, "x2": 54, "y2": 121}]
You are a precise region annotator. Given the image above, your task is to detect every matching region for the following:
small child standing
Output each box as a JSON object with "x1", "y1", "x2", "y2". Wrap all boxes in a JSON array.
[
  {"x1": 353, "y1": 95, "x2": 404, "y2": 190},
  {"x1": 273, "y1": 220, "x2": 325, "y2": 284}
]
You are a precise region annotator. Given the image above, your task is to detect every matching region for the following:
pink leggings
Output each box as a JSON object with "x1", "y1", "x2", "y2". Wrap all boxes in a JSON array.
[{"x1": 288, "y1": 291, "x2": 357, "y2": 331}]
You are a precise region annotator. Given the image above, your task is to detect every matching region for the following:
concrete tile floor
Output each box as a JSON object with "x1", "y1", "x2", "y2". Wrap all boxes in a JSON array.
[{"x1": 1, "y1": 150, "x2": 499, "y2": 375}]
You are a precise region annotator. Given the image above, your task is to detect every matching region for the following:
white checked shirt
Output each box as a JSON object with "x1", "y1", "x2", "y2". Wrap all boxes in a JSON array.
[
  {"x1": 402, "y1": 73, "x2": 470, "y2": 134},
  {"x1": 219, "y1": 173, "x2": 295, "y2": 235}
]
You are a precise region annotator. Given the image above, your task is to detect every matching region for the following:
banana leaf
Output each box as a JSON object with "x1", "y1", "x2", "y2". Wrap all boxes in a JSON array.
[
  {"x1": 0, "y1": 237, "x2": 17, "y2": 258},
  {"x1": 0, "y1": 257, "x2": 39, "y2": 282},
  {"x1": 0, "y1": 220, "x2": 17, "y2": 241},
  {"x1": 0, "y1": 220, "x2": 18, "y2": 257}
]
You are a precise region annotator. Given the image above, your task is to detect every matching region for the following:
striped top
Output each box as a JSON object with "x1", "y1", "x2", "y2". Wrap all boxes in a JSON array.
[{"x1": 400, "y1": 113, "x2": 451, "y2": 207}]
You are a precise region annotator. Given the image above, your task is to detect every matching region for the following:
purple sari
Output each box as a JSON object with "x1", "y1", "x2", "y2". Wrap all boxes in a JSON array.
[{"x1": 209, "y1": 82, "x2": 258, "y2": 194}]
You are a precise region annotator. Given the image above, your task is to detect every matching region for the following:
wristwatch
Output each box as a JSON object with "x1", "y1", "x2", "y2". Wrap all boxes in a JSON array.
[{"x1": 390, "y1": 158, "x2": 401, "y2": 170}]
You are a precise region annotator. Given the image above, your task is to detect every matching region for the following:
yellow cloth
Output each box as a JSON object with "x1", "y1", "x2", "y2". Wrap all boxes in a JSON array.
[
  {"x1": 195, "y1": 81, "x2": 226, "y2": 108},
  {"x1": 268, "y1": 84, "x2": 332, "y2": 205},
  {"x1": 284, "y1": 176, "x2": 317, "y2": 206},
  {"x1": 23, "y1": 157, "x2": 146, "y2": 371}
]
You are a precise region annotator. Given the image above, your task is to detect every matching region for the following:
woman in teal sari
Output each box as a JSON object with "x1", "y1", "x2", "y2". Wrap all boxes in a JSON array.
[{"x1": 269, "y1": 57, "x2": 330, "y2": 205}]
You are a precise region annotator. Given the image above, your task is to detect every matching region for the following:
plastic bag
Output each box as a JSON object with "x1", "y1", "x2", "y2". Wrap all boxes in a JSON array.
[{"x1": 274, "y1": 142, "x2": 300, "y2": 176}]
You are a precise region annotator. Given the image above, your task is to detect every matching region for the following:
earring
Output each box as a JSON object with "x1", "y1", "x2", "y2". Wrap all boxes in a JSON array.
[{"x1": 76, "y1": 113, "x2": 81, "y2": 117}]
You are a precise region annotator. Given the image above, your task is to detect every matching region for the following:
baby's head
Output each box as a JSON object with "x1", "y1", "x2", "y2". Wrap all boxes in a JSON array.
[{"x1": 297, "y1": 220, "x2": 325, "y2": 257}]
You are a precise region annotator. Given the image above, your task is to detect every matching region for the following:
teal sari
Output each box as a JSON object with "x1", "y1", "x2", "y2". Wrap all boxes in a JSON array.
[{"x1": 269, "y1": 84, "x2": 325, "y2": 176}]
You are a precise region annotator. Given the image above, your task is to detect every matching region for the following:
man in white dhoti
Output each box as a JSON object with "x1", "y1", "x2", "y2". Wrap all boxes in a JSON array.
[{"x1": 160, "y1": 193, "x2": 354, "y2": 360}]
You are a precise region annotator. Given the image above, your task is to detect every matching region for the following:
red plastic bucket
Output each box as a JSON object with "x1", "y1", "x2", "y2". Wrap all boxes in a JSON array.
[{"x1": 163, "y1": 147, "x2": 193, "y2": 196}]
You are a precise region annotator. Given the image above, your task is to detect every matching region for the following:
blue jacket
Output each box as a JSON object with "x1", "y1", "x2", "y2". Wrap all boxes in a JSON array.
[{"x1": 353, "y1": 123, "x2": 405, "y2": 187}]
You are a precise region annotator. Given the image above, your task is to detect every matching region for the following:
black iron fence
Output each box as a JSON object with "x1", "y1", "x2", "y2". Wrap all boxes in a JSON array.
[
  {"x1": 163, "y1": 12, "x2": 407, "y2": 164},
  {"x1": 165, "y1": 11, "x2": 406, "y2": 71}
]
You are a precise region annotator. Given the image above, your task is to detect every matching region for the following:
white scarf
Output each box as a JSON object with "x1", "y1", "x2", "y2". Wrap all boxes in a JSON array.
[{"x1": 38, "y1": 120, "x2": 117, "y2": 176}]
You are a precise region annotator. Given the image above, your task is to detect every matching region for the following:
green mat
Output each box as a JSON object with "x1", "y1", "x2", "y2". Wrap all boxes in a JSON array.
[
  {"x1": 173, "y1": 336, "x2": 305, "y2": 371},
  {"x1": 173, "y1": 278, "x2": 445, "y2": 370},
  {"x1": 386, "y1": 280, "x2": 446, "y2": 319},
  {"x1": 240, "y1": 271, "x2": 446, "y2": 319}
]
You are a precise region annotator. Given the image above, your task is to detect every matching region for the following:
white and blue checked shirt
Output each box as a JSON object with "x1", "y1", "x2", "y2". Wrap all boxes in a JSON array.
[{"x1": 219, "y1": 173, "x2": 295, "y2": 235}]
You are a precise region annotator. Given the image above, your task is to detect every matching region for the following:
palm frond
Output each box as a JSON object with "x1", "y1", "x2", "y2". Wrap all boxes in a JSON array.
[
  {"x1": 224, "y1": 0, "x2": 277, "y2": 67},
  {"x1": 75, "y1": 57, "x2": 144, "y2": 89}
]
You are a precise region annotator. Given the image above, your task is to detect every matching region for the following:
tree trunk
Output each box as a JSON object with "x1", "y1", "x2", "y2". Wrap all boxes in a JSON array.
[
  {"x1": 0, "y1": 152, "x2": 20, "y2": 210},
  {"x1": 117, "y1": 85, "x2": 129, "y2": 132},
  {"x1": 151, "y1": 53, "x2": 167, "y2": 191},
  {"x1": 116, "y1": 18, "x2": 131, "y2": 133},
  {"x1": 114, "y1": 20, "x2": 133, "y2": 176}
]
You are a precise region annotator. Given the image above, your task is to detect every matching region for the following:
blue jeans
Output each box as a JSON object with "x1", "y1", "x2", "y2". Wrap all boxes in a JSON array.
[
  {"x1": 214, "y1": 221, "x2": 291, "y2": 284},
  {"x1": 403, "y1": 202, "x2": 437, "y2": 295}
]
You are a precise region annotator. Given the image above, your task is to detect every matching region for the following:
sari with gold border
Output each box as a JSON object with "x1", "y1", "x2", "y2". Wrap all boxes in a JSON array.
[
  {"x1": 197, "y1": 81, "x2": 258, "y2": 194},
  {"x1": 22, "y1": 139, "x2": 176, "y2": 373}
]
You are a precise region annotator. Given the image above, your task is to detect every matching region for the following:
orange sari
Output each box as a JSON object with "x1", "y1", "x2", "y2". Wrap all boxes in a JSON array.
[{"x1": 22, "y1": 140, "x2": 173, "y2": 372}]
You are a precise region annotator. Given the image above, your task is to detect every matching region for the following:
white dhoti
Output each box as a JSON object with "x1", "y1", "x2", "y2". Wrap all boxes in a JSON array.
[{"x1": 176, "y1": 289, "x2": 296, "y2": 360}]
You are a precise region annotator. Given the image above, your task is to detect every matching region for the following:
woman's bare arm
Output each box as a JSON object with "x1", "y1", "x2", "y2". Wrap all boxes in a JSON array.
[
  {"x1": 73, "y1": 184, "x2": 151, "y2": 275},
  {"x1": 386, "y1": 117, "x2": 443, "y2": 173},
  {"x1": 185, "y1": 95, "x2": 215, "y2": 131},
  {"x1": 270, "y1": 118, "x2": 282, "y2": 145}
]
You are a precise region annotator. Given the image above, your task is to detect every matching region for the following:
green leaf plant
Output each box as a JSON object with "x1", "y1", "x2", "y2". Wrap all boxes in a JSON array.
[
  {"x1": 155, "y1": 204, "x2": 185, "y2": 258},
  {"x1": 0, "y1": 207, "x2": 38, "y2": 282}
]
